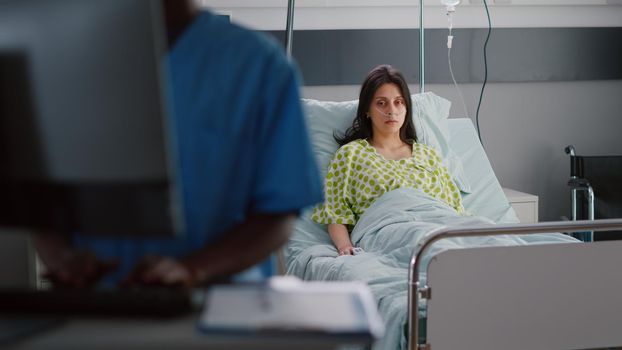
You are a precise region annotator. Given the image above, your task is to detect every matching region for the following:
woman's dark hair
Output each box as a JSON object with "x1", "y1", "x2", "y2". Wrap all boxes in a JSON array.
[{"x1": 334, "y1": 64, "x2": 416, "y2": 146}]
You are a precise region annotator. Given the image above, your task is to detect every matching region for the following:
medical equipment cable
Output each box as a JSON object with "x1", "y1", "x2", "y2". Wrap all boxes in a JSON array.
[
  {"x1": 475, "y1": 0, "x2": 492, "y2": 147},
  {"x1": 446, "y1": 9, "x2": 469, "y2": 121},
  {"x1": 419, "y1": 0, "x2": 425, "y2": 93}
]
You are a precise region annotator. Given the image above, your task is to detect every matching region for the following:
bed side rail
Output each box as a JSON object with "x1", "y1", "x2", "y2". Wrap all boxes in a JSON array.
[{"x1": 407, "y1": 218, "x2": 622, "y2": 350}]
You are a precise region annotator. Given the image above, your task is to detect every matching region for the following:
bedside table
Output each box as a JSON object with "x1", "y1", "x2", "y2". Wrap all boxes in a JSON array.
[{"x1": 502, "y1": 188, "x2": 539, "y2": 223}]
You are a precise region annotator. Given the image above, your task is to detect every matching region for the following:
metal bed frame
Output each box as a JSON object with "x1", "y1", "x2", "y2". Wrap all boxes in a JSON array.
[
  {"x1": 282, "y1": 2, "x2": 622, "y2": 349},
  {"x1": 408, "y1": 218, "x2": 622, "y2": 350}
]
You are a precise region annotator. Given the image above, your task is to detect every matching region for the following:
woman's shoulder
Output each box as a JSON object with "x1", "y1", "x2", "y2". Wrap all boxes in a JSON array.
[
  {"x1": 413, "y1": 142, "x2": 436, "y2": 153},
  {"x1": 330, "y1": 140, "x2": 369, "y2": 165},
  {"x1": 335, "y1": 139, "x2": 368, "y2": 155},
  {"x1": 413, "y1": 142, "x2": 442, "y2": 160}
]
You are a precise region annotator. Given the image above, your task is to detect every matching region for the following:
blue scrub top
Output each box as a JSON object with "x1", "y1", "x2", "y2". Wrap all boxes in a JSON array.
[{"x1": 74, "y1": 11, "x2": 323, "y2": 284}]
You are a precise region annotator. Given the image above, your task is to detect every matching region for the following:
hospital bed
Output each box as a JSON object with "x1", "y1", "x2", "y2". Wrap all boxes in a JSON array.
[
  {"x1": 279, "y1": 2, "x2": 622, "y2": 349},
  {"x1": 283, "y1": 97, "x2": 622, "y2": 350}
]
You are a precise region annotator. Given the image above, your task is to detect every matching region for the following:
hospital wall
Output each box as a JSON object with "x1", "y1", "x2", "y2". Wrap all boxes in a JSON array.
[
  {"x1": 303, "y1": 81, "x2": 622, "y2": 222},
  {"x1": 200, "y1": 1, "x2": 622, "y2": 222},
  {"x1": 289, "y1": 25, "x2": 622, "y2": 221},
  {"x1": 288, "y1": 23, "x2": 622, "y2": 221}
]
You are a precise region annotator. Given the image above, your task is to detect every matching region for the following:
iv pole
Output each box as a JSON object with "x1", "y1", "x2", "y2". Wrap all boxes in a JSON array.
[
  {"x1": 283, "y1": 0, "x2": 425, "y2": 94},
  {"x1": 285, "y1": 0, "x2": 295, "y2": 58}
]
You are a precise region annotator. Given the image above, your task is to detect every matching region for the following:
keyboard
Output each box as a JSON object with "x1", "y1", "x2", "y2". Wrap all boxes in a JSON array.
[{"x1": 0, "y1": 288, "x2": 198, "y2": 318}]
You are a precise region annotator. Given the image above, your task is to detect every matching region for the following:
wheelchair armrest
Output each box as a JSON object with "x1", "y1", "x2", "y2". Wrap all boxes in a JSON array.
[{"x1": 567, "y1": 177, "x2": 591, "y2": 189}]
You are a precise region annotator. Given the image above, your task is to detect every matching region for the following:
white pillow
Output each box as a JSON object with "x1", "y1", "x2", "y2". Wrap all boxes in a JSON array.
[
  {"x1": 412, "y1": 92, "x2": 472, "y2": 193},
  {"x1": 302, "y1": 92, "x2": 472, "y2": 193}
]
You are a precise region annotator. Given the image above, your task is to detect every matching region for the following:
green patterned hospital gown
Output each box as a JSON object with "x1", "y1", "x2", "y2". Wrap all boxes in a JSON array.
[{"x1": 311, "y1": 139, "x2": 465, "y2": 226}]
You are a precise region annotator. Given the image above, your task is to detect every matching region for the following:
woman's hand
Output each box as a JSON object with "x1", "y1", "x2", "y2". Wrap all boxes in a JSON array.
[
  {"x1": 337, "y1": 245, "x2": 355, "y2": 256},
  {"x1": 328, "y1": 224, "x2": 355, "y2": 257}
]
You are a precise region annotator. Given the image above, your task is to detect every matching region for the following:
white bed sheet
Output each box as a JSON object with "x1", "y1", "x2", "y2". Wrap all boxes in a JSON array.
[{"x1": 284, "y1": 118, "x2": 575, "y2": 350}]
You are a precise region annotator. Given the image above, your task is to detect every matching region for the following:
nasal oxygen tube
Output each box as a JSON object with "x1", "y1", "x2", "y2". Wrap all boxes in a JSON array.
[{"x1": 374, "y1": 105, "x2": 405, "y2": 119}]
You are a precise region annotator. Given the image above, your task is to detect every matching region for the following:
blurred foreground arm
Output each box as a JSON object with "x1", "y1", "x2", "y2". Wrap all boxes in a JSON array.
[
  {"x1": 34, "y1": 234, "x2": 118, "y2": 288},
  {"x1": 126, "y1": 212, "x2": 297, "y2": 287}
]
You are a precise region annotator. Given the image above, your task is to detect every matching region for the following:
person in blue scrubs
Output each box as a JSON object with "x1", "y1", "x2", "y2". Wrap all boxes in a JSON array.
[{"x1": 35, "y1": 0, "x2": 322, "y2": 287}]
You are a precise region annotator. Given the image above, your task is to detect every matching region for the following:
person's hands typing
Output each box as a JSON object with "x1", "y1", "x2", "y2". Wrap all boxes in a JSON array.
[
  {"x1": 35, "y1": 233, "x2": 118, "y2": 288},
  {"x1": 43, "y1": 250, "x2": 118, "y2": 288},
  {"x1": 122, "y1": 255, "x2": 195, "y2": 288}
]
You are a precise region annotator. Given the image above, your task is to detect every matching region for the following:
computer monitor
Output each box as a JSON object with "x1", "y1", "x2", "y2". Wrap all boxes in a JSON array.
[{"x1": 0, "y1": 0, "x2": 183, "y2": 237}]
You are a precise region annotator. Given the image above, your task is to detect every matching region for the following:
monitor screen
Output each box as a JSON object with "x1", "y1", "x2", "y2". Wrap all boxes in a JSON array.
[{"x1": 0, "y1": 0, "x2": 183, "y2": 237}]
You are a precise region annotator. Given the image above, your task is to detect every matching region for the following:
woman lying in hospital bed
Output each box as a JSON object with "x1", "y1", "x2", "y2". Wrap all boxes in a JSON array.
[
  {"x1": 311, "y1": 65, "x2": 465, "y2": 255},
  {"x1": 286, "y1": 65, "x2": 577, "y2": 350}
]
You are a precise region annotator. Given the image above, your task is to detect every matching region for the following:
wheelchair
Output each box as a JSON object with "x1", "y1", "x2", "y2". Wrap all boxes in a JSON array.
[{"x1": 565, "y1": 145, "x2": 622, "y2": 241}]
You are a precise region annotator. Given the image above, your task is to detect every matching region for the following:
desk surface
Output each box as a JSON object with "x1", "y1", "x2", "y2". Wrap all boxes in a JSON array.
[{"x1": 5, "y1": 314, "x2": 369, "y2": 350}]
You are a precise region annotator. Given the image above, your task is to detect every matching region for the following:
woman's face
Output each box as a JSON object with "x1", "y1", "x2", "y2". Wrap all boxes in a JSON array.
[{"x1": 368, "y1": 83, "x2": 407, "y2": 139}]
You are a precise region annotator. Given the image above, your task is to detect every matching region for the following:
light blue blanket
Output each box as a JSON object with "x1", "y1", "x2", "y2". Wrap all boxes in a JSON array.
[{"x1": 287, "y1": 188, "x2": 576, "y2": 350}]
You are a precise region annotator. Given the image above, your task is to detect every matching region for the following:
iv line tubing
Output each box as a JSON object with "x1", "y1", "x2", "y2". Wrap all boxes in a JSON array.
[{"x1": 419, "y1": 0, "x2": 424, "y2": 93}]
